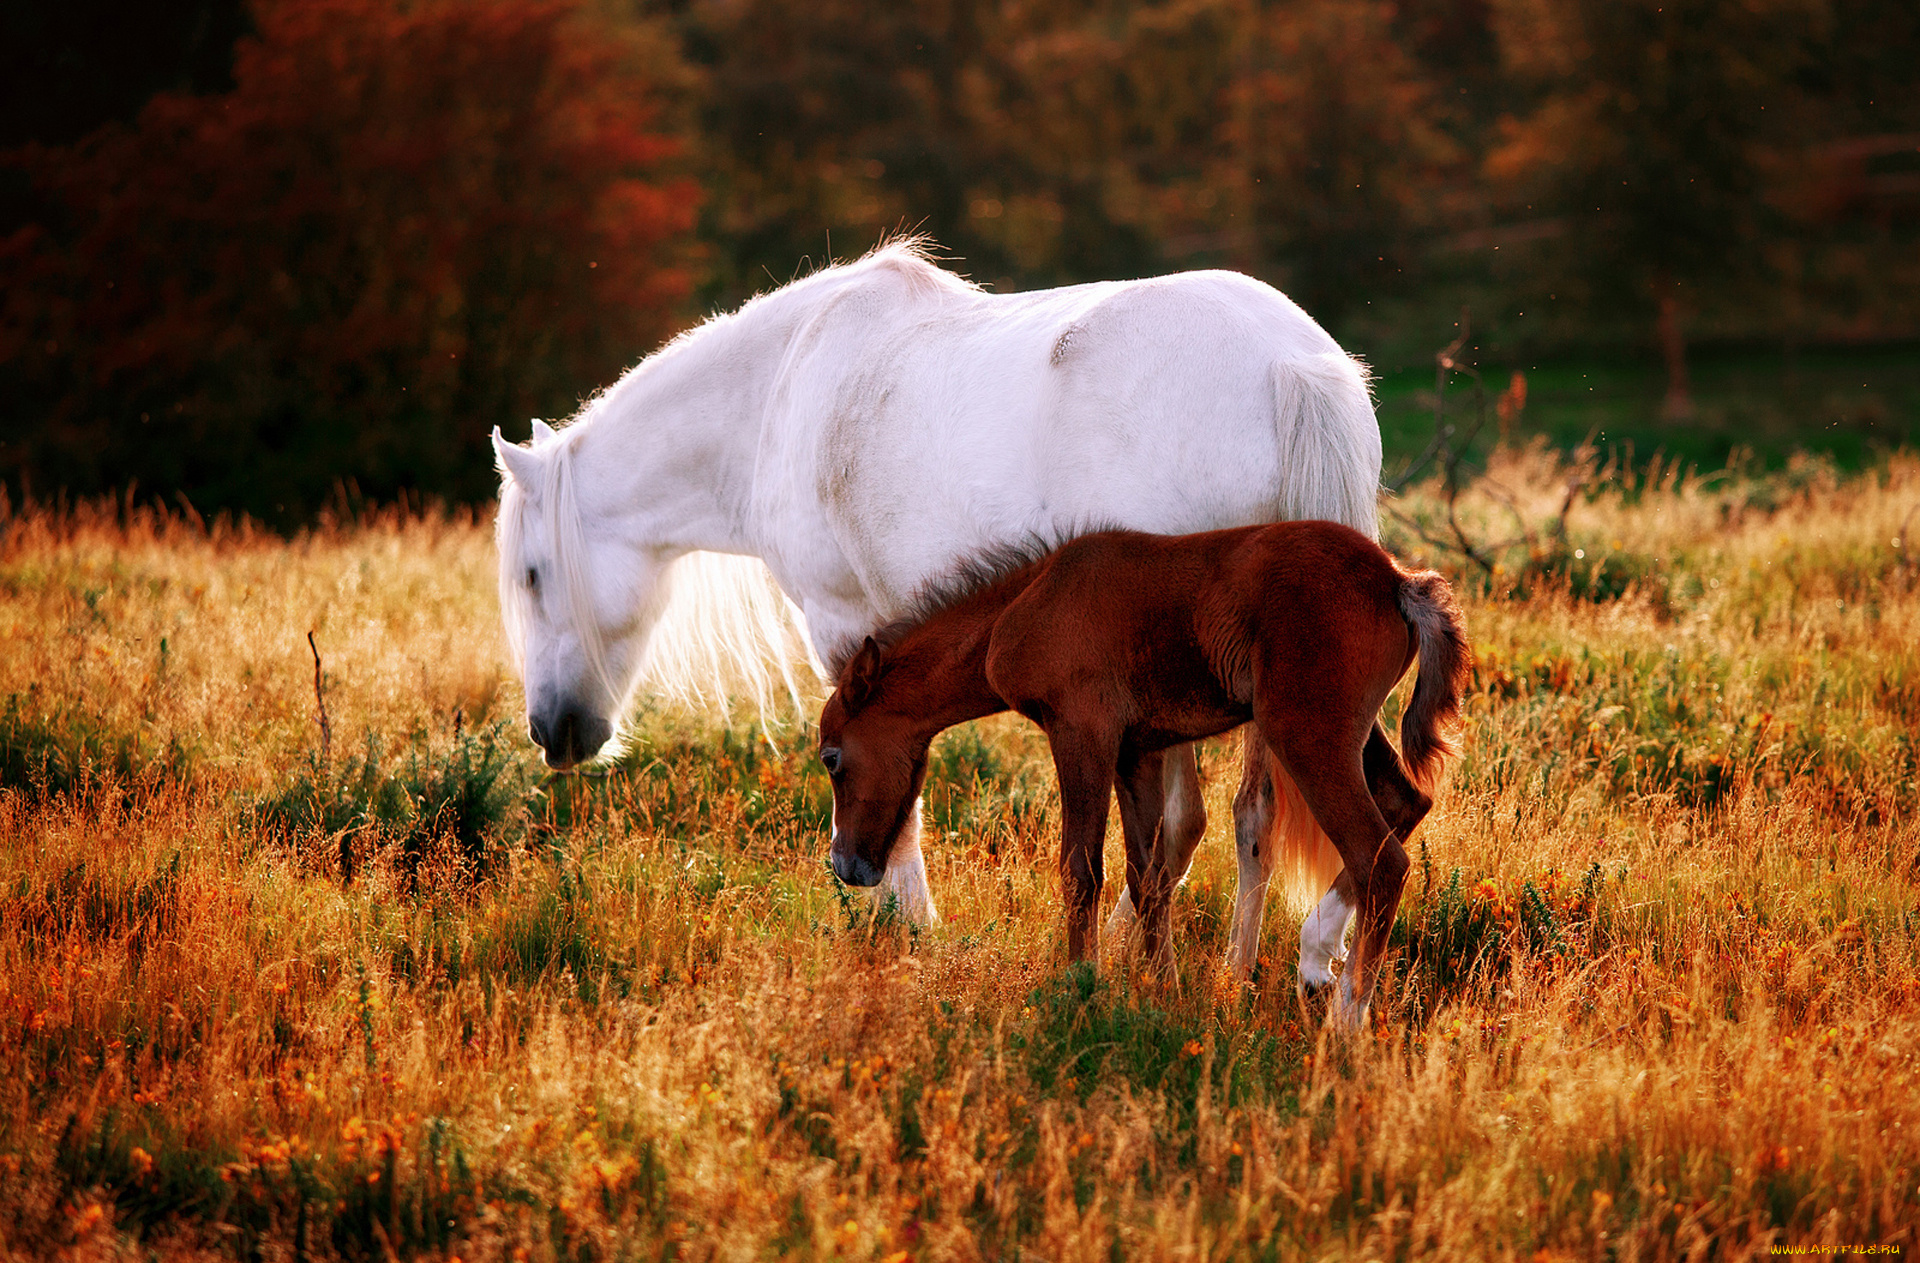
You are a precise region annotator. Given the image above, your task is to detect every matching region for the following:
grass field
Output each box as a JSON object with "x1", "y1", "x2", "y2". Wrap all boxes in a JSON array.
[{"x1": 2, "y1": 447, "x2": 1918, "y2": 1260}]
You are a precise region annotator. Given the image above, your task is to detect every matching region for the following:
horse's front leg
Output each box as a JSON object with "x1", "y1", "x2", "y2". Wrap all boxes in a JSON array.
[
  {"x1": 880, "y1": 797, "x2": 938, "y2": 925},
  {"x1": 1047, "y1": 725, "x2": 1118, "y2": 965},
  {"x1": 1115, "y1": 746, "x2": 1175, "y2": 978}
]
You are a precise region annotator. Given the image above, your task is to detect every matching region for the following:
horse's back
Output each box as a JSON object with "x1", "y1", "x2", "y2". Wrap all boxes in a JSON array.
[{"x1": 769, "y1": 269, "x2": 1381, "y2": 616}]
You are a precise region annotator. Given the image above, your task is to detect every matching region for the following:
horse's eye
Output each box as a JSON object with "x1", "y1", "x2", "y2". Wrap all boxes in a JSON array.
[
  {"x1": 525, "y1": 567, "x2": 539, "y2": 592},
  {"x1": 819, "y1": 747, "x2": 842, "y2": 776}
]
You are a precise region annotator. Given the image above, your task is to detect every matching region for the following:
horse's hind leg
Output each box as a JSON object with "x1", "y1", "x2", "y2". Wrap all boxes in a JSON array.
[
  {"x1": 1228, "y1": 730, "x2": 1346, "y2": 985},
  {"x1": 1299, "y1": 871, "x2": 1356, "y2": 1000},
  {"x1": 1106, "y1": 741, "x2": 1206, "y2": 937},
  {"x1": 1364, "y1": 719, "x2": 1432, "y2": 842}
]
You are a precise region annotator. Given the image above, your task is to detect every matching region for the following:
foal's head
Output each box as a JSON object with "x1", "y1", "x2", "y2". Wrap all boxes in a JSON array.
[{"x1": 818, "y1": 637, "x2": 931, "y2": 888}]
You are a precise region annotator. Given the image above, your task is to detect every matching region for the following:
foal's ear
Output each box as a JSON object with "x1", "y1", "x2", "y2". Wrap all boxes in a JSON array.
[
  {"x1": 492, "y1": 427, "x2": 544, "y2": 491},
  {"x1": 842, "y1": 636, "x2": 885, "y2": 715}
]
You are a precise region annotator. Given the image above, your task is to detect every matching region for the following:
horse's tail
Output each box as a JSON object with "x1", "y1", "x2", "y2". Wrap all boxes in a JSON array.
[
  {"x1": 1263, "y1": 348, "x2": 1386, "y2": 909},
  {"x1": 1272, "y1": 350, "x2": 1381, "y2": 539},
  {"x1": 636, "y1": 552, "x2": 820, "y2": 719},
  {"x1": 1396, "y1": 569, "x2": 1470, "y2": 792}
]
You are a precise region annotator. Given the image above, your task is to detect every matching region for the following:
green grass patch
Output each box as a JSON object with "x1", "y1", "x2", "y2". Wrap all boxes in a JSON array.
[
  {"x1": 1012, "y1": 964, "x2": 1297, "y2": 1124},
  {"x1": 1377, "y1": 346, "x2": 1920, "y2": 476},
  {"x1": 0, "y1": 693, "x2": 190, "y2": 800},
  {"x1": 252, "y1": 722, "x2": 534, "y2": 879}
]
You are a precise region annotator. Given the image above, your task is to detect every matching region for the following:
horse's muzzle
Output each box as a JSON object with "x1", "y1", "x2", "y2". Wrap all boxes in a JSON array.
[
  {"x1": 830, "y1": 847, "x2": 885, "y2": 888},
  {"x1": 529, "y1": 704, "x2": 611, "y2": 770}
]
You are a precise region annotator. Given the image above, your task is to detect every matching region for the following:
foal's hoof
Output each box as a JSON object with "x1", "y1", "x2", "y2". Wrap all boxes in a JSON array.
[{"x1": 1296, "y1": 976, "x2": 1337, "y2": 1020}]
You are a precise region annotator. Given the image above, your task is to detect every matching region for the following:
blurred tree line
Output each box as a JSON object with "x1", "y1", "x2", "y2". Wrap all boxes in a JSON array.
[{"x1": 2, "y1": 0, "x2": 1916, "y2": 522}]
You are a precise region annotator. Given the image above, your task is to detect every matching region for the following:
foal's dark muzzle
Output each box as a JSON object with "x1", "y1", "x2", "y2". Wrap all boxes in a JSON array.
[
  {"x1": 529, "y1": 704, "x2": 611, "y2": 770},
  {"x1": 830, "y1": 847, "x2": 885, "y2": 888}
]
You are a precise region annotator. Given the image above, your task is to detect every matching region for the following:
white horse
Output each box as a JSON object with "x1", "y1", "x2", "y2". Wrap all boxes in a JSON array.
[{"x1": 491, "y1": 240, "x2": 1379, "y2": 990}]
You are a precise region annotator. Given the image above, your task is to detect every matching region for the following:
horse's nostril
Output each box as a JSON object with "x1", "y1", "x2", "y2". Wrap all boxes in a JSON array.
[
  {"x1": 530, "y1": 703, "x2": 609, "y2": 769},
  {"x1": 831, "y1": 850, "x2": 883, "y2": 887}
]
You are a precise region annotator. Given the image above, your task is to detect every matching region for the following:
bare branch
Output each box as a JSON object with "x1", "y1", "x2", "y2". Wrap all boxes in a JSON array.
[{"x1": 308, "y1": 630, "x2": 332, "y2": 766}]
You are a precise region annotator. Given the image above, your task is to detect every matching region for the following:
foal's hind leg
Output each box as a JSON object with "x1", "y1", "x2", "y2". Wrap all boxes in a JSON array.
[
  {"x1": 1296, "y1": 722, "x2": 1432, "y2": 999},
  {"x1": 1228, "y1": 731, "x2": 1346, "y2": 984},
  {"x1": 1259, "y1": 718, "x2": 1410, "y2": 1029},
  {"x1": 1298, "y1": 871, "x2": 1356, "y2": 1000},
  {"x1": 1115, "y1": 747, "x2": 1177, "y2": 978},
  {"x1": 1296, "y1": 722, "x2": 1432, "y2": 998},
  {"x1": 1226, "y1": 731, "x2": 1276, "y2": 979},
  {"x1": 1364, "y1": 719, "x2": 1433, "y2": 842},
  {"x1": 1106, "y1": 741, "x2": 1206, "y2": 937}
]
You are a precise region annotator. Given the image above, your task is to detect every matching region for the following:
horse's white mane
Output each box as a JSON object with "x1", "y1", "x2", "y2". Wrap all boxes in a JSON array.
[
  {"x1": 662, "y1": 234, "x2": 974, "y2": 355},
  {"x1": 495, "y1": 436, "x2": 606, "y2": 689},
  {"x1": 496, "y1": 432, "x2": 814, "y2": 723},
  {"x1": 496, "y1": 237, "x2": 977, "y2": 721}
]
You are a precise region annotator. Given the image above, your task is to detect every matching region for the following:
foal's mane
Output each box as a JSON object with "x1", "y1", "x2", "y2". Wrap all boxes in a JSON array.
[
  {"x1": 850, "y1": 524, "x2": 1120, "y2": 671},
  {"x1": 872, "y1": 536, "x2": 1058, "y2": 652}
]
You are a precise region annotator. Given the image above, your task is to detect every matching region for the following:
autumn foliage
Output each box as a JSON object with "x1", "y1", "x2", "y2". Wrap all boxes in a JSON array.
[
  {"x1": 0, "y1": 0, "x2": 697, "y2": 523},
  {"x1": 2, "y1": 0, "x2": 1914, "y2": 519}
]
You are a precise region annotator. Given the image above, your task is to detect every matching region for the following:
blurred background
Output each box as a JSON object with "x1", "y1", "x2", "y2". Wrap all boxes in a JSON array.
[{"x1": 3, "y1": 0, "x2": 1916, "y2": 526}]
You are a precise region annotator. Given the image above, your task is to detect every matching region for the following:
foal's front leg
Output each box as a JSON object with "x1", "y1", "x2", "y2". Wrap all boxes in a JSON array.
[{"x1": 1046, "y1": 725, "x2": 1119, "y2": 964}]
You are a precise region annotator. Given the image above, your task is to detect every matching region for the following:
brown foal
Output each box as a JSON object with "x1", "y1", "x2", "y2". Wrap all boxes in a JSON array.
[{"x1": 817, "y1": 521, "x2": 1468, "y2": 1024}]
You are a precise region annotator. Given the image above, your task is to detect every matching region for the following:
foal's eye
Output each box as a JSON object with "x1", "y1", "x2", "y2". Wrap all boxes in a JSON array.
[{"x1": 819, "y1": 747, "x2": 842, "y2": 776}]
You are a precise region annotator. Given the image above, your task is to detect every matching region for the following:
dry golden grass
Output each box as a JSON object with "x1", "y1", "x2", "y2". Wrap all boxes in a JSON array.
[{"x1": 0, "y1": 455, "x2": 1916, "y2": 1260}]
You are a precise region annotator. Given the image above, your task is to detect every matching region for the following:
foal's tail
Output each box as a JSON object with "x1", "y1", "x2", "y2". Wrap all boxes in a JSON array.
[{"x1": 1396, "y1": 570, "x2": 1470, "y2": 791}]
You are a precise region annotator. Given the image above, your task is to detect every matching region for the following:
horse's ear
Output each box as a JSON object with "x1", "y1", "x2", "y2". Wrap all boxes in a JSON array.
[
  {"x1": 530, "y1": 417, "x2": 558, "y2": 444},
  {"x1": 842, "y1": 636, "x2": 884, "y2": 715},
  {"x1": 493, "y1": 426, "x2": 543, "y2": 492}
]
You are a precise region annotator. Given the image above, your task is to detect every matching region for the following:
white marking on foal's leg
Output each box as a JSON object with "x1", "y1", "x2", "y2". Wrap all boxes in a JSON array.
[
  {"x1": 1329, "y1": 966, "x2": 1371, "y2": 1030},
  {"x1": 1297, "y1": 886, "x2": 1353, "y2": 992},
  {"x1": 878, "y1": 798, "x2": 940, "y2": 926}
]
